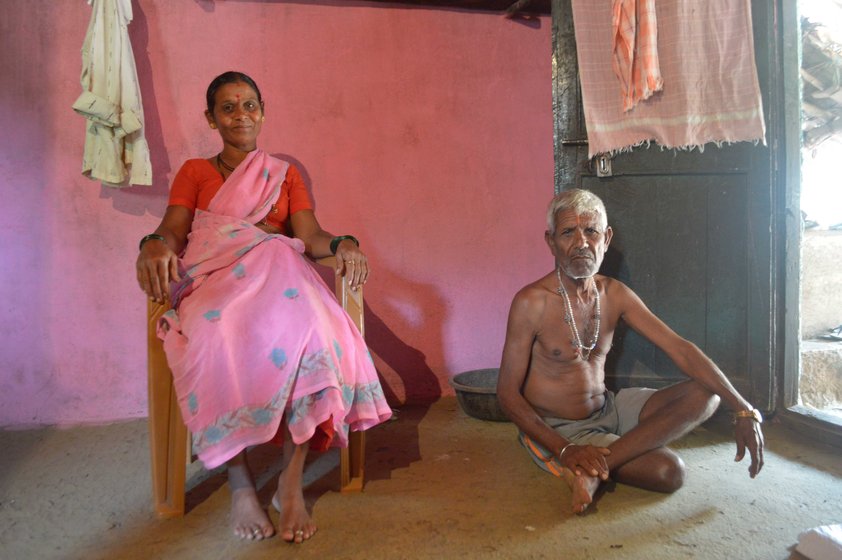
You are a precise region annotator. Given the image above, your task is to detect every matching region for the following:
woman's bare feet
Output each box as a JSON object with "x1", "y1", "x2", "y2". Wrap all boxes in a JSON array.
[
  {"x1": 274, "y1": 433, "x2": 316, "y2": 543},
  {"x1": 231, "y1": 486, "x2": 275, "y2": 540},
  {"x1": 561, "y1": 468, "x2": 601, "y2": 514},
  {"x1": 273, "y1": 482, "x2": 317, "y2": 543},
  {"x1": 227, "y1": 451, "x2": 275, "y2": 541}
]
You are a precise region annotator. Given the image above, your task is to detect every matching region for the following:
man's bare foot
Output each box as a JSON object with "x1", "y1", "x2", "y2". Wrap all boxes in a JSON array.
[
  {"x1": 230, "y1": 486, "x2": 275, "y2": 541},
  {"x1": 562, "y1": 468, "x2": 601, "y2": 514},
  {"x1": 272, "y1": 480, "x2": 317, "y2": 544}
]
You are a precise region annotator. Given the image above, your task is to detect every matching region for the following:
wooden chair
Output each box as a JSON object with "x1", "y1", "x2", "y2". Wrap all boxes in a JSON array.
[{"x1": 147, "y1": 256, "x2": 366, "y2": 518}]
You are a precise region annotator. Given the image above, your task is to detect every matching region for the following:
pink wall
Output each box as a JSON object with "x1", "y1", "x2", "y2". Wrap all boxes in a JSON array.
[{"x1": 0, "y1": 0, "x2": 553, "y2": 426}]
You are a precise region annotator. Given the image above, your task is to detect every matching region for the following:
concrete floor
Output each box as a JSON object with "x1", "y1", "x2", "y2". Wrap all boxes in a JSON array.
[{"x1": 1, "y1": 397, "x2": 840, "y2": 560}]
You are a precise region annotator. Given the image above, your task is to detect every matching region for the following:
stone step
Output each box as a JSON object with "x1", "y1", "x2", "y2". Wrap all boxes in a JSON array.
[{"x1": 800, "y1": 339, "x2": 842, "y2": 417}]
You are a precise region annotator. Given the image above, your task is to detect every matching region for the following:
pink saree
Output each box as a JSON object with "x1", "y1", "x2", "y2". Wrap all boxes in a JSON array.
[{"x1": 158, "y1": 150, "x2": 391, "y2": 469}]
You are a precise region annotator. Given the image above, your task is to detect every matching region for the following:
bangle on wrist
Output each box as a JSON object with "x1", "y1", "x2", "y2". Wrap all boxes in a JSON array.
[
  {"x1": 558, "y1": 443, "x2": 576, "y2": 462},
  {"x1": 139, "y1": 233, "x2": 166, "y2": 251},
  {"x1": 330, "y1": 235, "x2": 359, "y2": 255},
  {"x1": 733, "y1": 408, "x2": 763, "y2": 424}
]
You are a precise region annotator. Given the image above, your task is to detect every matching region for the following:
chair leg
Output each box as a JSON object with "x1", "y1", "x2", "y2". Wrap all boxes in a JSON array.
[
  {"x1": 333, "y1": 261, "x2": 366, "y2": 492},
  {"x1": 316, "y1": 256, "x2": 369, "y2": 492},
  {"x1": 340, "y1": 430, "x2": 366, "y2": 493},
  {"x1": 163, "y1": 385, "x2": 188, "y2": 517},
  {"x1": 148, "y1": 367, "x2": 171, "y2": 515},
  {"x1": 148, "y1": 301, "x2": 187, "y2": 518},
  {"x1": 148, "y1": 365, "x2": 188, "y2": 517}
]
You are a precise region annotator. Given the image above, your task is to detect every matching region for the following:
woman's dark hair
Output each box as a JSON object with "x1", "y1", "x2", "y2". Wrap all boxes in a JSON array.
[{"x1": 206, "y1": 71, "x2": 263, "y2": 113}]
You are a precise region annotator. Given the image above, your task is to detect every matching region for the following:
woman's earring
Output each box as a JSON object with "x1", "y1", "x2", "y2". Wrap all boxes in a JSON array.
[
  {"x1": 210, "y1": 123, "x2": 217, "y2": 129},
  {"x1": 261, "y1": 116, "x2": 265, "y2": 122}
]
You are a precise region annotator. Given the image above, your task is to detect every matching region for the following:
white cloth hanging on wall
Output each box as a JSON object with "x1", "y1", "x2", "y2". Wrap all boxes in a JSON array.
[{"x1": 73, "y1": 0, "x2": 152, "y2": 187}]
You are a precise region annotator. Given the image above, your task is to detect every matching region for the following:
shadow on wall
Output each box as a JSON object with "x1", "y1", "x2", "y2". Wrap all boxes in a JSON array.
[
  {"x1": 97, "y1": 0, "x2": 174, "y2": 218},
  {"x1": 313, "y1": 263, "x2": 444, "y2": 406},
  {"x1": 291, "y1": 156, "x2": 444, "y2": 406},
  {"x1": 359, "y1": 253, "x2": 445, "y2": 405},
  {"x1": 366, "y1": 301, "x2": 444, "y2": 406}
]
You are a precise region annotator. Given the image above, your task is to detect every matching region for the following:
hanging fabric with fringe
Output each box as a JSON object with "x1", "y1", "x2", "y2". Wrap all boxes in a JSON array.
[{"x1": 573, "y1": 0, "x2": 766, "y2": 158}]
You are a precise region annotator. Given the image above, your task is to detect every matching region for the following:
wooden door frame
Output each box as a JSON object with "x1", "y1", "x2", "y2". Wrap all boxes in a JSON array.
[
  {"x1": 778, "y1": 0, "x2": 842, "y2": 445},
  {"x1": 550, "y1": 0, "x2": 842, "y2": 446},
  {"x1": 551, "y1": 0, "x2": 586, "y2": 192}
]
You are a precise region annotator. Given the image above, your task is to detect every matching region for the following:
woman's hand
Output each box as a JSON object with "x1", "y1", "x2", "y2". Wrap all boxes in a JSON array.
[
  {"x1": 136, "y1": 239, "x2": 181, "y2": 304},
  {"x1": 334, "y1": 239, "x2": 369, "y2": 291},
  {"x1": 288, "y1": 210, "x2": 370, "y2": 290},
  {"x1": 136, "y1": 207, "x2": 193, "y2": 304}
]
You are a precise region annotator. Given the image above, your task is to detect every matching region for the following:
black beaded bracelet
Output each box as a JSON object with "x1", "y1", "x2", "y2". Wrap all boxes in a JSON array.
[
  {"x1": 329, "y1": 235, "x2": 359, "y2": 255},
  {"x1": 139, "y1": 233, "x2": 167, "y2": 251}
]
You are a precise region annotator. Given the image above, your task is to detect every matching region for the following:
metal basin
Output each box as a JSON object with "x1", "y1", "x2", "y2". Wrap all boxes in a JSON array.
[{"x1": 449, "y1": 368, "x2": 509, "y2": 422}]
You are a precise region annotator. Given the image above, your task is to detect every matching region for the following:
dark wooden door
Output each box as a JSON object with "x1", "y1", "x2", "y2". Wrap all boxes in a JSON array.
[{"x1": 552, "y1": 0, "x2": 783, "y2": 410}]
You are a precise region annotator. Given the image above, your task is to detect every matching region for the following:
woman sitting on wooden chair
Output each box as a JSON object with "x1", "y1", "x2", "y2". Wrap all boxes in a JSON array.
[{"x1": 135, "y1": 71, "x2": 391, "y2": 544}]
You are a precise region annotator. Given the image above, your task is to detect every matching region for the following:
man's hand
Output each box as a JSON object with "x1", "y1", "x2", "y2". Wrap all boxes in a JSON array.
[
  {"x1": 561, "y1": 444, "x2": 611, "y2": 480},
  {"x1": 734, "y1": 418, "x2": 764, "y2": 478}
]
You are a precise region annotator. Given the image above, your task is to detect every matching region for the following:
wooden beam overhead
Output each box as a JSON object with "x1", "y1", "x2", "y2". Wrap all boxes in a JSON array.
[{"x1": 359, "y1": 0, "x2": 551, "y2": 15}]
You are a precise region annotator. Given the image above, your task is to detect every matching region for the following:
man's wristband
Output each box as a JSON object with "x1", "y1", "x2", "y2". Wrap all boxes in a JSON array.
[
  {"x1": 330, "y1": 235, "x2": 359, "y2": 255},
  {"x1": 139, "y1": 233, "x2": 166, "y2": 251},
  {"x1": 733, "y1": 408, "x2": 763, "y2": 424}
]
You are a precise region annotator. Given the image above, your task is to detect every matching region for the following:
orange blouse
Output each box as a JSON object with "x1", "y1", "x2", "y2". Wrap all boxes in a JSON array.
[{"x1": 168, "y1": 158, "x2": 314, "y2": 232}]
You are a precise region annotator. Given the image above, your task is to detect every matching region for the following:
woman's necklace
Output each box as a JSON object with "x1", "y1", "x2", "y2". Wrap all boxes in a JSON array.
[
  {"x1": 216, "y1": 153, "x2": 236, "y2": 178},
  {"x1": 556, "y1": 267, "x2": 601, "y2": 360}
]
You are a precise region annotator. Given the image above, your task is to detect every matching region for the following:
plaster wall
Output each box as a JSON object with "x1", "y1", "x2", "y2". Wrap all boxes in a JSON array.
[
  {"x1": 801, "y1": 230, "x2": 842, "y2": 339},
  {"x1": 0, "y1": 1, "x2": 553, "y2": 425}
]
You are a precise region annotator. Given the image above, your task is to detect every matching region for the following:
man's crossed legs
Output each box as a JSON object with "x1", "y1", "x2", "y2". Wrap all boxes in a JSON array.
[{"x1": 520, "y1": 380, "x2": 720, "y2": 513}]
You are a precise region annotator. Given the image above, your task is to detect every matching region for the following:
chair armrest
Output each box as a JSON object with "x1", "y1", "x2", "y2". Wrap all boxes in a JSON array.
[{"x1": 315, "y1": 256, "x2": 364, "y2": 336}]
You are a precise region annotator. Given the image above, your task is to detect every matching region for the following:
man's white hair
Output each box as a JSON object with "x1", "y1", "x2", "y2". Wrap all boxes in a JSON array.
[{"x1": 546, "y1": 189, "x2": 608, "y2": 234}]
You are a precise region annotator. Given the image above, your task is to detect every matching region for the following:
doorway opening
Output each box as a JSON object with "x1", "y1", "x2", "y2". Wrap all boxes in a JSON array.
[{"x1": 798, "y1": 0, "x2": 842, "y2": 422}]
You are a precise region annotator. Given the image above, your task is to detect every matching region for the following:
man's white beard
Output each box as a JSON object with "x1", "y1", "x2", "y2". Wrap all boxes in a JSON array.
[{"x1": 561, "y1": 258, "x2": 599, "y2": 279}]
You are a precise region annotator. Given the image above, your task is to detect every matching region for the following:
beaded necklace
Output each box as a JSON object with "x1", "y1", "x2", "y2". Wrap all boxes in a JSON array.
[{"x1": 555, "y1": 267, "x2": 601, "y2": 360}]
